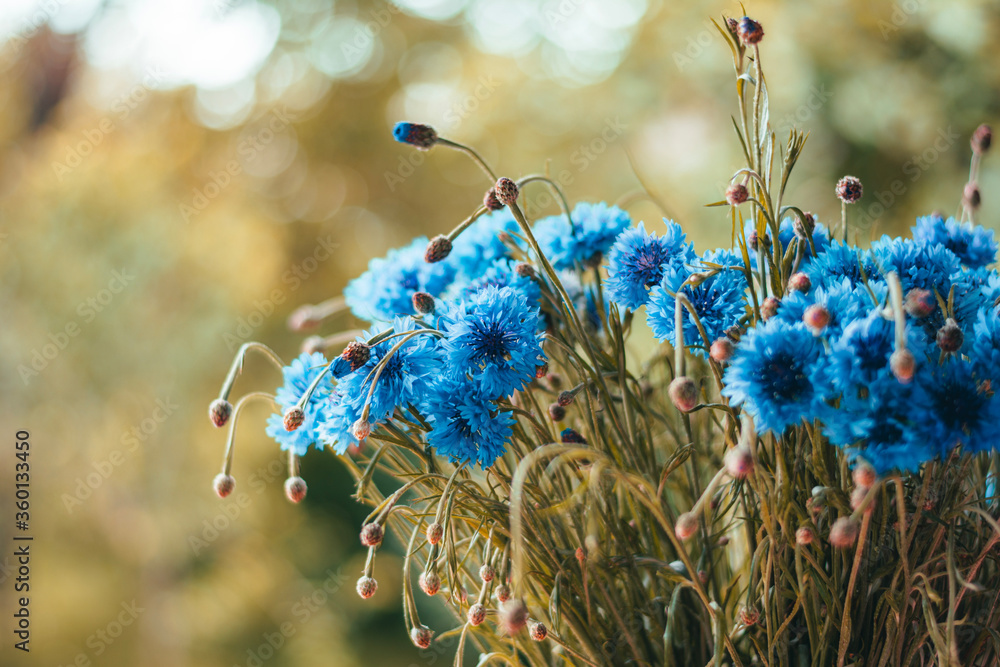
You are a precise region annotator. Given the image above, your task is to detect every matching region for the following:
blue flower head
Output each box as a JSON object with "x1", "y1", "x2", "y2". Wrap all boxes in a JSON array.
[
  {"x1": 534, "y1": 202, "x2": 632, "y2": 270},
  {"x1": 604, "y1": 220, "x2": 696, "y2": 309},
  {"x1": 265, "y1": 352, "x2": 333, "y2": 456},
  {"x1": 344, "y1": 238, "x2": 457, "y2": 323},
  {"x1": 441, "y1": 285, "x2": 545, "y2": 399},
  {"x1": 818, "y1": 310, "x2": 915, "y2": 399},
  {"x1": 918, "y1": 357, "x2": 1000, "y2": 457},
  {"x1": 446, "y1": 260, "x2": 541, "y2": 307},
  {"x1": 913, "y1": 213, "x2": 997, "y2": 269},
  {"x1": 972, "y1": 308, "x2": 1000, "y2": 383},
  {"x1": 646, "y1": 249, "x2": 747, "y2": 354},
  {"x1": 805, "y1": 240, "x2": 882, "y2": 291},
  {"x1": 772, "y1": 277, "x2": 878, "y2": 339},
  {"x1": 721, "y1": 321, "x2": 824, "y2": 433},
  {"x1": 449, "y1": 209, "x2": 523, "y2": 279},
  {"x1": 424, "y1": 376, "x2": 514, "y2": 468},
  {"x1": 870, "y1": 236, "x2": 962, "y2": 295}
]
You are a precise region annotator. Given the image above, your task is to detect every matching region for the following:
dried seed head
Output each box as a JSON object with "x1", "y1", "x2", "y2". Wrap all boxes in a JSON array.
[
  {"x1": 788, "y1": 272, "x2": 812, "y2": 293},
  {"x1": 209, "y1": 399, "x2": 233, "y2": 428},
  {"x1": 483, "y1": 187, "x2": 504, "y2": 211},
  {"x1": 419, "y1": 571, "x2": 440, "y2": 596},
  {"x1": 547, "y1": 403, "x2": 566, "y2": 421},
  {"x1": 530, "y1": 622, "x2": 548, "y2": 641},
  {"x1": 284, "y1": 476, "x2": 308, "y2": 503},
  {"x1": 936, "y1": 318, "x2": 964, "y2": 353},
  {"x1": 739, "y1": 606, "x2": 760, "y2": 627},
  {"x1": 500, "y1": 599, "x2": 529, "y2": 634},
  {"x1": 972, "y1": 124, "x2": 992, "y2": 155},
  {"x1": 352, "y1": 418, "x2": 371, "y2": 441},
  {"x1": 904, "y1": 288, "x2": 935, "y2": 318},
  {"x1": 964, "y1": 181, "x2": 981, "y2": 210},
  {"x1": 356, "y1": 576, "x2": 378, "y2": 599},
  {"x1": 795, "y1": 526, "x2": 815, "y2": 546},
  {"x1": 393, "y1": 122, "x2": 438, "y2": 150},
  {"x1": 724, "y1": 445, "x2": 754, "y2": 479},
  {"x1": 675, "y1": 512, "x2": 699, "y2": 541},
  {"x1": 761, "y1": 296, "x2": 780, "y2": 320},
  {"x1": 410, "y1": 625, "x2": 434, "y2": 649},
  {"x1": 803, "y1": 304, "x2": 831, "y2": 333},
  {"x1": 495, "y1": 584, "x2": 512, "y2": 603},
  {"x1": 560, "y1": 428, "x2": 586, "y2": 444},
  {"x1": 283, "y1": 406, "x2": 305, "y2": 432},
  {"x1": 836, "y1": 176, "x2": 863, "y2": 204},
  {"x1": 890, "y1": 349, "x2": 916, "y2": 383},
  {"x1": 479, "y1": 563, "x2": 496, "y2": 583},
  {"x1": 725, "y1": 183, "x2": 749, "y2": 206},
  {"x1": 287, "y1": 305, "x2": 321, "y2": 332},
  {"x1": 737, "y1": 17, "x2": 764, "y2": 45},
  {"x1": 426, "y1": 522, "x2": 444, "y2": 546},
  {"x1": 535, "y1": 363, "x2": 549, "y2": 379},
  {"x1": 468, "y1": 603, "x2": 487, "y2": 626},
  {"x1": 360, "y1": 523, "x2": 384, "y2": 548},
  {"x1": 494, "y1": 177, "x2": 519, "y2": 206},
  {"x1": 668, "y1": 376, "x2": 699, "y2": 413},
  {"x1": 412, "y1": 291, "x2": 435, "y2": 315},
  {"x1": 213, "y1": 473, "x2": 236, "y2": 498},
  {"x1": 710, "y1": 338, "x2": 734, "y2": 363},
  {"x1": 852, "y1": 462, "x2": 877, "y2": 489},
  {"x1": 425, "y1": 235, "x2": 453, "y2": 263},
  {"x1": 830, "y1": 517, "x2": 860, "y2": 548}
]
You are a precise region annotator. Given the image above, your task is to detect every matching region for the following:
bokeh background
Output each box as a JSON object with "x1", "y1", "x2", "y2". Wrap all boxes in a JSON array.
[{"x1": 0, "y1": 0, "x2": 998, "y2": 665}]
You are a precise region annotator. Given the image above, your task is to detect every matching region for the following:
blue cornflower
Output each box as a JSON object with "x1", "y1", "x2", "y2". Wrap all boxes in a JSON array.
[
  {"x1": 440, "y1": 285, "x2": 545, "y2": 398},
  {"x1": 344, "y1": 238, "x2": 457, "y2": 322},
  {"x1": 805, "y1": 240, "x2": 882, "y2": 290},
  {"x1": 318, "y1": 318, "x2": 441, "y2": 454},
  {"x1": 424, "y1": 376, "x2": 514, "y2": 468},
  {"x1": 818, "y1": 310, "x2": 913, "y2": 399},
  {"x1": 604, "y1": 221, "x2": 695, "y2": 309},
  {"x1": 265, "y1": 352, "x2": 333, "y2": 456},
  {"x1": 721, "y1": 321, "x2": 824, "y2": 433},
  {"x1": 972, "y1": 308, "x2": 1000, "y2": 383},
  {"x1": 913, "y1": 214, "x2": 997, "y2": 268},
  {"x1": 446, "y1": 260, "x2": 541, "y2": 307},
  {"x1": 823, "y1": 376, "x2": 937, "y2": 473},
  {"x1": 870, "y1": 236, "x2": 962, "y2": 295},
  {"x1": 533, "y1": 202, "x2": 632, "y2": 270},
  {"x1": 449, "y1": 209, "x2": 523, "y2": 279},
  {"x1": 918, "y1": 358, "x2": 1000, "y2": 457},
  {"x1": 646, "y1": 249, "x2": 747, "y2": 354},
  {"x1": 772, "y1": 277, "x2": 878, "y2": 339}
]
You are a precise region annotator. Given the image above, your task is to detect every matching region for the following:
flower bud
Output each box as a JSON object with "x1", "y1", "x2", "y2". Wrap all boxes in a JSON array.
[
  {"x1": 737, "y1": 17, "x2": 764, "y2": 45},
  {"x1": 724, "y1": 445, "x2": 754, "y2": 479},
  {"x1": 287, "y1": 305, "x2": 321, "y2": 332},
  {"x1": 795, "y1": 526, "x2": 815, "y2": 546},
  {"x1": 890, "y1": 349, "x2": 916, "y2": 383},
  {"x1": 213, "y1": 473, "x2": 236, "y2": 498},
  {"x1": 761, "y1": 296, "x2": 780, "y2": 320},
  {"x1": 852, "y1": 462, "x2": 877, "y2": 489},
  {"x1": 360, "y1": 523, "x2": 384, "y2": 548},
  {"x1": 356, "y1": 576, "x2": 378, "y2": 599},
  {"x1": 726, "y1": 183, "x2": 749, "y2": 206},
  {"x1": 548, "y1": 403, "x2": 566, "y2": 421},
  {"x1": 419, "y1": 571, "x2": 440, "y2": 596},
  {"x1": 494, "y1": 177, "x2": 519, "y2": 206},
  {"x1": 851, "y1": 486, "x2": 873, "y2": 514},
  {"x1": 739, "y1": 606, "x2": 760, "y2": 626},
  {"x1": 500, "y1": 599, "x2": 529, "y2": 634},
  {"x1": 748, "y1": 229, "x2": 771, "y2": 252},
  {"x1": 495, "y1": 584, "x2": 512, "y2": 603},
  {"x1": 560, "y1": 428, "x2": 586, "y2": 444},
  {"x1": 535, "y1": 363, "x2": 549, "y2": 379},
  {"x1": 410, "y1": 625, "x2": 434, "y2": 649},
  {"x1": 904, "y1": 288, "x2": 935, "y2": 318},
  {"x1": 725, "y1": 17, "x2": 739, "y2": 37},
  {"x1": 668, "y1": 376, "x2": 699, "y2": 413},
  {"x1": 788, "y1": 272, "x2": 811, "y2": 293},
  {"x1": 793, "y1": 212, "x2": 816, "y2": 240},
  {"x1": 341, "y1": 341, "x2": 371, "y2": 370},
  {"x1": 283, "y1": 406, "x2": 305, "y2": 431},
  {"x1": 352, "y1": 418, "x2": 371, "y2": 441},
  {"x1": 529, "y1": 622, "x2": 548, "y2": 641},
  {"x1": 209, "y1": 399, "x2": 233, "y2": 428},
  {"x1": 557, "y1": 390, "x2": 575, "y2": 407},
  {"x1": 803, "y1": 304, "x2": 831, "y2": 333},
  {"x1": 468, "y1": 603, "x2": 486, "y2": 626},
  {"x1": 972, "y1": 124, "x2": 992, "y2": 155},
  {"x1": 426, "y1": 521, "x2": 444, "y2": 545},
  {"x1": 284, "y1": 476, "x2": 308, "y2": 503},
  {"x1": 479, "y1": 564, "x2": 496, "y2": 583},
  {"x1": 675, "y1": 512, "x2": 699, "y2": 541},
  {"x1": 412, "y1": 291, "x2": 435, "y2": 315},
  {"x1": 829, "y1": 517, "x2": 860, "y2": 548},
  {"x1": 835, "y1": 176, "x2": 863, "y2": 204},
  {"x1": 301, "y1": 335, "x2": 325, "y2": 355},
  {"x1": 936, "y1": 318, "x2": 964, "y2": 353},
  {"x1": 425, "y1": 235, "x2": 453, "y2": 263},
  {"x1": 709, "y1": 338, "x2": 734, "y2": 363},
  {"x1": 483, "y1": 187, "x2": 504, "y2": 211},
  {"x1": 393, "y1": 122, "x2": 438, "y2": 150},
  {"x1": 964, "y1": 181, "x2": 981, "y2": 210}
]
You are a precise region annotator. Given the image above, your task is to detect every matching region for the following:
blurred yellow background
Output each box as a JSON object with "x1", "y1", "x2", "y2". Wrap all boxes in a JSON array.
[{"x1": 0, "y1": 0, "x2": 998, "y2": 665}]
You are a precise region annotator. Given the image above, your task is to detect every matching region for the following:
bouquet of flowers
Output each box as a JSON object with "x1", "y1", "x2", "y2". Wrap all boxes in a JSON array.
[{"x1": 205, "y1": 16, "x2": 1000, "y2": 667}]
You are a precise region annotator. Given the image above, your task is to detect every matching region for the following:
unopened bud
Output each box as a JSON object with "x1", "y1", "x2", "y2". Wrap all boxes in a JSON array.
[
  {"x1": 890, "y1": 349, "x2": 916, "y2": 383},
  {"x1": 213, "y1": 473, "x2": 235, "y2": 498},
  {"x1": 851, "y1": 486, "x2": 873, "y2": 514},
  {"x1": 425, "y1": 235, "x2": 453, "y2": 263},
  {"x1": 724, "y1": 445, "x2": 754, "y2": 479},
  {"x1": 726, "y1": 183, "x2": 749, "y2": 206},
  {"x1": 904, "y1": 288, "x2": 935, "y2": 318},
  {"x1": 495, "y1": 584, "x2": 512, "y2": 603},
  {"x1": 500, "y1": 599, "x2": 529, "y2": 634},
  {"x1": 788, "y1": 272, "x2": 811, "y2": 293},
  {"x1": 352, "y1": 418, "x2": 371, "y2": 441},
  {"x1": 761, "y1": 296, "x2": 780, "y2": 320},
  {"x1": 356, "y1": 576, "x2": 378, "y2": 599},
  {"x1": 412, "y1": 291, "x2": 435, "y2": 315},
  {"x1": 972, "y1": 124, "x2": 992, "y2": 155},
  {"x1": 483, "y1": 187, "x2": 504, "y2": 211},
  {"x1": 852, "y1": 462, "x2": 877, "y2": 489},
  {"x1": 710, "y1": 338, "x2": 734, "y2": 363},
  {"x1": 739, "y1": 606, "x2": 760, "y2": 626},
  {"x1": 557, "y1": 390, "x2": 575, "y2": 407},
  {"x1": 964, "y1": 181, "x2": 981, "y2": 210},
  {"x1": 393, "y1": 122, "x2": 438, "y2": 150},
  {"x1": 668, "y1": 376, "x2": 699, "y2": 412},
  {"x1": 803, "y1": 304, "x2": 831, "y2": 333},
  {"x1": 515, "y1": 262, "x2": 535, "y2": 278},
  {"x1": 835, "y1": 176, "x2": 863, "y2": 204},
  {"x1": 830, "y1": 517, "x2": 860, "y2": 548},
  {"x1": 548, "y1": 403, "x2": 566, "y2": 421},
  {"x1": 737, "y1": 16, "x2": 764, "y2": 45},
  {"x1": 287, "y1": 305, "x2": 321, "y2": 332},
  {"x1": 341, "y1": 341, "x2": 371, "y2": 370},
  {"x1": 675, "y1": 512, "x2": 699, "y2": 541},
  {"x1": 426, "y1": 521, "x2": 444, "y2": 545},
  {"x1": 479, "y1": 564, "x2": 496, "y2": 582},
  {"x1": 535, "y1": 363, "x2": 549, "y2": 379},
  {"x1": 410, "y1": 625, "x2": 434, "y2": 649},
  {"x1": 209, "y1": 398, "x2": 233, "y2": 428},
  {"x1": 284, "y1": 476, "x2": 308, "y2": 503},
  {"x1": 419, "y1": 571, "x2": 440, "y2": 596},
  {"x1": 560, "y1": 428, "x2": 586, "y2": 444},
  {"x1": 529, "y1": 622, "x2": 548, "y2": 641},
  {"x1": 793, "y1": 212, "x2": 816, "y2": 240},
  {"x1": 795, "y1": 526, "x2": 815, "y2": 546},
  {"x1": 468, "y1": 603, "x2": 487, "y2": 626},
  {"x1": 283, "y1": 406, "x2": 305, "y2": 431},
  {"x1": 360, "y1": 523, "x2": 384, "y2": 548},
  {"x1": 494, "y1": 177, "x2": 519, "y2": 206},
  {"x1": 936, "y1": 318, "x2": 964, "y2": 353},
  {"x1": 302, "y1": 335, "x2": 325, "y2": 355}
]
